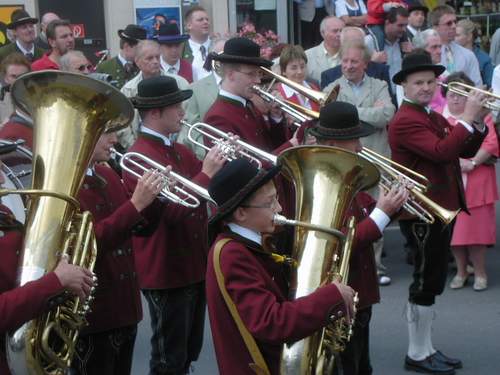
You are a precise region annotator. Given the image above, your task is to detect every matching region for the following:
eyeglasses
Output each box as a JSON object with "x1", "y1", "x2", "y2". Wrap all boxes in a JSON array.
[
  {"x1": 78, "y1": 64, "x2": 93, "y2": 72},
  {"x1": 241, "y1": 196, "x2": 280, "y2": 209},
  {"x1": 235, "y1": 69, "x2": 264, "y2": 79},
  {"x1": 439, "y1": 19, "x2": 457, "y2": 27}
]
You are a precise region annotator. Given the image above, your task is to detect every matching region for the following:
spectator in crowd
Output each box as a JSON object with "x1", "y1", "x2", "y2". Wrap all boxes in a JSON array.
[
  {"x1": 296, "y1": 0, "x2": 335, "y2": 50},
  {"x1": 0, "y1": 10, "x2": 44, "y2": 63},
  {"x1": 157, "y1": 23, "x2": 193, "y2": 83},
  {"x1": 182, "y1": 5, "x2": 212, "y2": 82},
  {"x1": 0, "y1": 53, "x2": 30, "y2": 127},
  {"x1": 59, "y1": 50, "x2": 92, "y2": 74},
  {"x1": 96, "y1": 24, "x2": 147, "y2": 89},
  {"x1": 365, "y1": 6, "x2": 413, "y2": 95},
  {"x1": 366, "y1": 0, "x2": 407, "y2": 52},
  {"x1": 34, "y1": 12, "x2": 59, "y2": 50},
  {"x1": 335, "y1": 0, "x2": 367, "y2": 27},
  {"x1": 430, "y1": 5, "x2": 482, "y2": 86},
  {"x1": 455, "y1": 19, "x2": 493, "y2": 88},
  {"x1": 31, "y1": 19, "x2": 75, "y2": 71},
  {"x1": 440, "y1": 72, "x2": 499, "y2": 292},
  {"x1": 489, "y1": 27, "x2": 500, "y2": 66},
  {"x1": 304, "y1": 16, "x2": 344, "y2": 84},
  {"x1": 406, "y1": 1, "x2": 428, "y2": 41}
]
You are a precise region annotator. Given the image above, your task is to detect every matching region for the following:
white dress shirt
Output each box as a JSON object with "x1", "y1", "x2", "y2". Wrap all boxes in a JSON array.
[
  {"x1": 228, "y1": 223, "x2": 262, "y2": 245},
  {"x1": 189, "y1": 38, "x2": 211, "y2": 82}
]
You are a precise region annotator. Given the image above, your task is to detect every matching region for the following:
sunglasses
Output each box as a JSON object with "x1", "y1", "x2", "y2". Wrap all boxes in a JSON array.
[{"x1": 78, "y1": 64, "x2": 93, "y2": 72}]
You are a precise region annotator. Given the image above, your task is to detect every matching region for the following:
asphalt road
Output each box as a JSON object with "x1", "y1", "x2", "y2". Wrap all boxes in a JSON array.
[{"x1": 132, "y1": 208, "x2": 500, "y2": 375}]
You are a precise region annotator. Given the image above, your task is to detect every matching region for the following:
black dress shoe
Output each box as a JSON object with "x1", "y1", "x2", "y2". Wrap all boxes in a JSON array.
[
  {"x1": 431, "y1": 350, "x2": 463, "y2": 369},
  {"x1": 404, "y1": 355, "x2": 455, "y2": 374}
]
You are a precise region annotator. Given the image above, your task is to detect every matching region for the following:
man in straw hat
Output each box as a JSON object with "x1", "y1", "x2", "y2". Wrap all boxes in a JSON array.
[
  {"x1": 0, "y1": 9, "x2": 44, "y2": 63},
  {"x1": 310, "y1": 101, "x2": 408, "y2": 375},
  {"x1": 388, "y1": 51, "x2": 488, "y2": 374},
  {"x1": 205, "y1": 157, "x2": 355, "y2": 374},
  {"x1": 122, "y1": 75, "x2": 229, "y2": 374}
]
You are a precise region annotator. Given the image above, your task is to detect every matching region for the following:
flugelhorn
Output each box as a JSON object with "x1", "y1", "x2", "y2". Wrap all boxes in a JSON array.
[
  {"x1": 112, "y1": 148, "x2": 213, "y2": 208},
  {"x1": 359, "y1": 147, "x2": 460, "y2": 225},
  {"x1": 180, "y1": 120, "x2": 278, "y2": 167},
  {"x1": 438, "y1": 81, "x2": 500, "y2": 111}
]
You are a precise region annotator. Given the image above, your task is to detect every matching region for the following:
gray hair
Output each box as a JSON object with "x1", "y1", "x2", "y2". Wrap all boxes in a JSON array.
[
  {"x1": 319, "y1": 16, "x2": 342, "y2": 35},
  {"x1": 413, "y1": 29, "x2": 440, "y2": 49},
  {"x1": 59, "y1": 50, "x2": 87, "y2": 72},
  {"x1": 340, "y1": 26, "x2": 366, "y2": 45},
  {"x1": 340, "y1": 42, "x2": 371, "y2": 62},
  {"x1": 210, "y1": 36, "x2": 229, "y2": 53},
  {"x1": 135, "y1": 40, "x2": 160, "y2": 60}
]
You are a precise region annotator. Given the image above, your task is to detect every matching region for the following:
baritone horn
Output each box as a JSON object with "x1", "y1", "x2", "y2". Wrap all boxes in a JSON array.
[
  {"x1": 438, "y1": 81, "x2": 500, "y2": 111},
  {"x1": 180, "y1": 120, "x2": 278, "y2": 166},
  {"x1": 112, "y1": 148, "x2": 213, "y2": 208}
]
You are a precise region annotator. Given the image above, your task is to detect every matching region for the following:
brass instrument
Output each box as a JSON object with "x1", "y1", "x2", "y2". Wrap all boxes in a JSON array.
[
  {"x1": 180, "y1": 120, "x2": 278, "y2": 167},
  {"x1": 438, "y1": 81, "x2": 500, "y2": 111},
  {"x1": 277, "y1": 145, "x2": 380, "y2": 374},
  {"x1": 359, "y1": 147, "x2": 460, "y2": 225},
  {"x1": 112, "y1": 148, "x2": 214, "y2": 208},
  {"x1": 0, "y1": 70, "x2": 134, "y2": 375}
]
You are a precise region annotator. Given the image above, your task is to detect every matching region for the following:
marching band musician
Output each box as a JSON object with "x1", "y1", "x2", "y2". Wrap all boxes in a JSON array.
[
  {"x1": 122, "y1": 75, "x2": 228, "y2": 375},
  {"x1": 205, "y1": 158, "x2": 355, "y2": 375},
  {"x1": 388, "y1": 52, "x2": 488, "y2": 374},
  {"x1": 310, "y1": 101, "x2": 408, "y2": 375},
  {"x1": 70, "y1": 131, "x2": 166, "y2": 374},
  {"x1": 0, "y1": 155, "x2": 94, "y2": 375}
]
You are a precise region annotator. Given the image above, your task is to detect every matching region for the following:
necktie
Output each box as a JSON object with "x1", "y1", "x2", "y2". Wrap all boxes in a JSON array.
[
  {"x1": 25, "y1": 53, "x2": 34, "y2": 62},
  {"x1": 167, "y1": 66, "x2": 176, "y2": 74},
  {"x1": 445, "y1": 45, "x2": 455, "y2": 73},
  {"x1": 200, "y1": 45, "x2": 207, "y2": 60},
  {"x1": 124, "y1": 62, "x2": 134, "y2": 74}
]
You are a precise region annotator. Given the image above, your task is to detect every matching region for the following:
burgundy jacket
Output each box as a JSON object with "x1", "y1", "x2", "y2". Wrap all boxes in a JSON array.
[
  {"x1": 0, "y1": 204, "x2": 64, "y2": 375},
  {"x1": 388, "y1": 102, "x2": 487, "y2": 211},
  {"x1": 206, "y1": 231, "x2": 348, "y2": 375},
  {"x1": 178, "y1": 59, "x2": 194, "y2": 83},
  {"x1": 123, "y1": 132, "x2": 211, "y2": 289},
  {"x1": 0, "y1": 115, "x2": 34, "y2": 150},
  {"x1": 77, "y1": 165, "x2": 143, "y2": 334}
]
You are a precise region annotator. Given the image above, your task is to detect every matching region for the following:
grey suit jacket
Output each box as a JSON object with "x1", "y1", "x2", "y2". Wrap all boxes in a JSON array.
[{"x1": 177, "y1": 73, "x2": 219, "y2": 160}]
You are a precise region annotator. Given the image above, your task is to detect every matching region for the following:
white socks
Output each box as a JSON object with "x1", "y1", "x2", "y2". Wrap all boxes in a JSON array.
[{"x1": 407, "y1": 303, "x2": 435, "y2": 361}]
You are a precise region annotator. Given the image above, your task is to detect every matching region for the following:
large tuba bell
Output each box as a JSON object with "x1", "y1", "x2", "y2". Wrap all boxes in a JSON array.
[
  {"x1": 277, "y1": 146, "x2": 379, "y2": 374},
  {"x1": 1, "y1": 70, "x2": 134, "y2": 375}
]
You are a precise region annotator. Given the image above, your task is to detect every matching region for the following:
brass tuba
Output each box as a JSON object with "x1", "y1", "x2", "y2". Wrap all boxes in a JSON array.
[
  {"x1": 0, "y1": 71, "x2": 134, "y2": 374},
  {"x1": 277, "y1": 146, "x2": 379, "y2": 374}
]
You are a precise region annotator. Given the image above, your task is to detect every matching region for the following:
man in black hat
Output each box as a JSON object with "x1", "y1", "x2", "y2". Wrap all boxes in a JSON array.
[
  {"x1": 205, "y1": 157, "x2": 355, "y2": 374},
  {"x1": 0, "y1": 9, "x2": 44, "y2": 63},
  {"x1": 406, "y1": 1, "x2": 428, "y2": 41},
  {"x1": 310, "y1": 101, "x2": 408, "y2": 375},
  {"x1": 157, "y1": 23, "x2": 193, "y2": 83},
  {"x1": 388, "y1": 51, "x2": 488, "y2": 374},
  {"x1": 95, "y1": 24, "x2": 147, "y2": 89},
  {"x1": 122, "y1": 75, "x2": 228, "y2": 375}
]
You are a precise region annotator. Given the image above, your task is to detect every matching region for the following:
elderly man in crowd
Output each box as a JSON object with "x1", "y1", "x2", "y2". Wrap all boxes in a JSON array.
[
  {"x1": 430, "y1": 5, "x2": 482, "y2": 86},
  {"x1": 119, "y1": 40, "x2": 189, "y2": 149},
  {"x1": 31, "y1": 19, "x2": 75, "y2": 71},
  {"x1": 34, "y1": 12, "x2": 60, "y2": 50},
  {"x1": 59, "y1": 50, "x2": 92, "y2": 74},
  {"x1": 304, "y1": 16, "x2": 344, "y2": 84},
  {"x1": 0, "y1": 10, "x2": 44, "y2": 63},
  {"x1": 0, "y1": 53, "x2": 30, "y2": 127}
]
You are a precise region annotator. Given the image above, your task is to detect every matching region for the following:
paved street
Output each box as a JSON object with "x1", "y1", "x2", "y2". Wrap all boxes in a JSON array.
[{"x1": 132, "y1": 212, "x2": 500, "y2": 375}]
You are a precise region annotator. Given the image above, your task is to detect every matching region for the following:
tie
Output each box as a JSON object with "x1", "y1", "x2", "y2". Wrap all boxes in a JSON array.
[
  {"x1": 200, "y1": 45, "x2": 207, "y2": 60},
  {"x1": 445, "y1": 45, "x2": 455, "y2": 73},
  {"x1": 167, "y1": 66, "x2": 176, "y2": 74},
  {"x1": 124, "y1": 62, "x2": 134, "y2": 74},
  {"x1": 25, "y1": 53, "x2": 34, "y2": 62}
]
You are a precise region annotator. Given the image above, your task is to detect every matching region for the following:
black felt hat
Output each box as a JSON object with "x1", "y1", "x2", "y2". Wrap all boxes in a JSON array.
[
  {"x1": 308, "y1": 101, "x2": 375, "y2": 140},
  {"x1": 393, "y1": 52, "x2": 445, "y2": 84},
  {"x1": 208, "y1": 158, "x2": 281, "y2": 233},
  {"x1": 407, "y1": 0, "x2": 429, "y2": 14},
  {"x1": 7, "y1": 9, "x2": 38, "y2": 29},
  {"x1": 156, "y1": 23, "x2": 189, "y2": 44},
  {"x1": 118, "y1": 24, "x2": 147, "y2": 43},
  {"x1": 210, "y1": 37, "x2": 273, "y2": 68},
  {"x1": 130, "y1": 76, "x2": 193, "y2": 109}
]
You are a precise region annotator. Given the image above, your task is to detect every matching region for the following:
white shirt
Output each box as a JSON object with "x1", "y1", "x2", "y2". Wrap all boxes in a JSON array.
[
  {"x1": 117, "y1": 53, "x2": 131, "y2": 67},
  {"x1": 369, "y1": 208, "x2": 391, "y2": 234},
  {"x1": 189, "y1": 38, "x2": 211, "y2": 82},
  {"x1": 219, "y1": 88, "x2": 247, "y2": 106},
  {"x1": 16, "y1": 40, "x2": 34, "y2": 56},
  {"x1": 160, "y1": 56, "x2": 180, "y2": 75},
  {"x1": 140, "y1": 125, "x2": 172, "y2": 146},
  {"x1": 228, "y1": 223, "x2": 262, "y2": 245},
  {"x1": 335, "y1": 0, "x2": 367, "y2": 17}
]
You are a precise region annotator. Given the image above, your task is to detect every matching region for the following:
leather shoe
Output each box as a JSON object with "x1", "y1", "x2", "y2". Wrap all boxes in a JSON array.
[
  {"x1": 404, "y1": 355, "x2": 455, "y2": 374},
  {"x1": 431, "y1": 350, "x2": 463, "y2": 369}
]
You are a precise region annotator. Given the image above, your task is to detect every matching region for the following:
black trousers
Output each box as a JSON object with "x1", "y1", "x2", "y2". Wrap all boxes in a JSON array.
[
  {"x1": 399, "y1": 220, "x2": 454, "y2": 306},
  {"x1": 71, "y1": 324, "x2": 137, "y2": 375},
  {"x1": 300, "y1": 6, "x2": 328, "y2": 50},
  {"x1": 143, "y1": 282, "x2": 206, "y2": 375}
]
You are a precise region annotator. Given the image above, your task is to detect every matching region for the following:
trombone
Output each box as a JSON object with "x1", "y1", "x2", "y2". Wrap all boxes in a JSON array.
[
  {"x1": 111, "y1": 148, "x2": 213, "y2": 208},
  {"x1": 438, "y1": 81, "x2": 500, "y2": 111},
  {"x1": 180, "y1": 120, "x2": 278, "y2": 167},
  {"x1": 359, "y1": 147, "x2": 459, "y2": 225}
]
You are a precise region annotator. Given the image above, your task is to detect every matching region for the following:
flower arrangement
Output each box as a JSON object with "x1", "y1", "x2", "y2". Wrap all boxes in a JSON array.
[{"x1": 238, "y1": 22, "x2": 280, "y2": 60}]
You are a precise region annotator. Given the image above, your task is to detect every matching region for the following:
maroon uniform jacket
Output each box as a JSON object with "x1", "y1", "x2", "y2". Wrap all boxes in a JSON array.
[
  {"x1": 77, "y1": 165, "x2": 143, "y2": 334},
  {"x1": 206, "y1": 231, "x2": 348, "y2": 375},
  {"x1": 123, "y1": 132, "x2": 210, "y2": 289},
  {"x1": 388, "y1": 102, "x2": 487, "y2": 211},
  {"x1": 0, "y1": 115, "x2": 33, "y2": 150},
  {"x1": 178, "y1": 59, "x2": 193, "y2": 83},
  {"x1": 347, "y1": 192, "x2": 382, "y2": 310},
  {"x1": 0, "y1": 205, "x2": 64, "y2": 375}
]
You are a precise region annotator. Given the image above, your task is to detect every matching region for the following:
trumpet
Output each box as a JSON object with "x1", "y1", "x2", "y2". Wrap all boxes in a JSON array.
[
  {"x1": 180, "y1": 120, "x2": 278, "y2": 167},
  {"x1": 359, "y1": 147, "x2": 459, "y2": 225},
  {"x1": 438, "y1": 81, "x2": 500, "y2": 111},
  {"x1": 112, "y1": 148, "x2": 213, "y2": 208}
]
